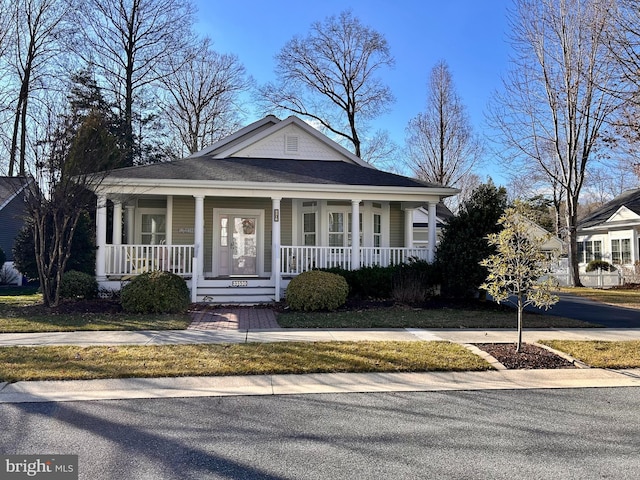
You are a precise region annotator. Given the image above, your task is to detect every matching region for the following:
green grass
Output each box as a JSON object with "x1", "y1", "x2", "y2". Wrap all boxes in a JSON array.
[
  {"x1": 541, "y1": 340, "x2": 640, "y2": 369},
  {"x1": 277, "y1": 306, "x2": 598, "y2": 329},
  {"x1": 0, "y1": 341, "x2": 492, "y2": 382},
  {"x1": 560, "y1": 287, "x2": 640, "y2": 309}
]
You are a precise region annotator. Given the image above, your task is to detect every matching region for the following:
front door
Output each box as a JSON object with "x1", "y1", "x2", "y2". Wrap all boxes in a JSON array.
[
  {"x1": 215, "y1": 210, "x2": 262, "y2": 277},
  {"x1": 230, "y1": 216, "x2": 258, "y2": 275}
]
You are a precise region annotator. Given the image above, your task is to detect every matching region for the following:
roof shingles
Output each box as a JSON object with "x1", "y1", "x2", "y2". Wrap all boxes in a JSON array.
[{"x1": 106, "y1": 157, "x2": 444, "y2": 189}]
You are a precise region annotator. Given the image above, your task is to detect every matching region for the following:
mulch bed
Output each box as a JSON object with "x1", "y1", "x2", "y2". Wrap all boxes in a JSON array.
[{"x1": 474, "y1": 343, "x2": 576, "y2": 369}]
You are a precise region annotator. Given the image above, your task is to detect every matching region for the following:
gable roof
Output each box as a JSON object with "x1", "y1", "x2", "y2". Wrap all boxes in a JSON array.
[
  {"x1": 191, "y1": 115, "x2": 371, "y2": 168},
  {"x1": 579, "y1": 188, "x2": 640, "y2": 229},
  {"x1": 98, "y1": 115, "x2": 459, "y2": 199},
  {"x1": 0, "y1": 177, "x2": 29, "y2": 210}
]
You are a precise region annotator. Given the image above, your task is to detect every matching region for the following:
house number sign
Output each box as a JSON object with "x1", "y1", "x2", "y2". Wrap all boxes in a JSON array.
[{"x1": 231, "y1": 280, "x2": 248, "y2": 287}]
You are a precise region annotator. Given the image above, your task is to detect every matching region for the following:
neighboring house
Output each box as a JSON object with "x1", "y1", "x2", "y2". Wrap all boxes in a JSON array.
[
  {"x1": 412, "y1": 203, "x2": 453, "y2": 249},
  {"x1": 519, "y1": 216, "x2": 565, "y2": 258},
  {"x1": 576, "y1": 188, "x2": 640, "y2": 270},
  {"x1": 0, "y1": 176, "x2": 29, "y2": 285},
  {"x1": 90, "y1": 115, "x2": 459, "y2": 303}
]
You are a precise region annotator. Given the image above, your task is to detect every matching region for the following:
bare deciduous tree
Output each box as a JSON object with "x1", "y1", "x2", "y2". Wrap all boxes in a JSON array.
[
  {"x1": 161, "y1": 38, "x2": 251, "y2": 155},
  {"x1": 4, "y1": 0, "x2": 68, "y2": 176},
  {"x1": 260, "y1": 10, "x2": 395, "y2": 159},
  {"x1": 73, "y1": 0, "x2": 195, "y2": 165},
  {"x1": 490, "y1": 0, "x2": 620, "y2": 286},
  {"x1": 405, "y1": 60, "x2": 483, "y2": 189}
]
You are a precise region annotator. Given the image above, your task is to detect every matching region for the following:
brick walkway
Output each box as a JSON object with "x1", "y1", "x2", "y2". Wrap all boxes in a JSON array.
[{"x1": 188, "y1": 308, "x2": 281, "y2": 330}]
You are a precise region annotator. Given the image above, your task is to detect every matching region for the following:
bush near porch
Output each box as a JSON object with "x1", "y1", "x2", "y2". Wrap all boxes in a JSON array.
[{"x1": 322, "y1": 260, "x2": 441, "y2": 304}]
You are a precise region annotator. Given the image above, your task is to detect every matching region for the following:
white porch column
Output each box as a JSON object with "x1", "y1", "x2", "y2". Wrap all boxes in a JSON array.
[
  {"x1": 351, "y1": 200, "x2": 361, "y2": 269},
  {"x1": 96, "y1": 195, "x2": 107, "y2": 279},
  {"x1": 194, "y1": 195, "x2": 204, "y2": 278},
  {"x1": 112, "y1": 201, "x2": 122, "y2": 245},
  {"x1": 427, "y1": 201, "x2": 437, "y2": 263},
  {"x1": 272, "y1": 197, "x2": 282, "y2": 301},
  {"x1": 404, "y1": 208, "x2": 414, "y2": 248},
  {"x1": 125, "y1": 205, "x2": 135, "y2": 244}
]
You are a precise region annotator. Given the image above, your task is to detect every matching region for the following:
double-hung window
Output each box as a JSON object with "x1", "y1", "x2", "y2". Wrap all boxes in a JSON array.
[
  {"x1": 611, "y1": 239, "x2": 631, "y2": 264},
  {"x1": 140, "y1": 213, "x2": 166, "y2": 245},
  {"x1": 578, "y1": 240, "x2": 602, "y2": 263}
]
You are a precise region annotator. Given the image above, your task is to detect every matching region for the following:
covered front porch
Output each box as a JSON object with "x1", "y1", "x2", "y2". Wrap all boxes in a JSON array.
[{"x1": 95, "y1": 193, "x2": 441, "y2": 304}]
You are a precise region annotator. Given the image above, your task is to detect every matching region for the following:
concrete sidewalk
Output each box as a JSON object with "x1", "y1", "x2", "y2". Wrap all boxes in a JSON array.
[
  {"x1": 1, "y1": 368, "x2": 640, "y2": 404},
  {"x1": 2, "y1": 327, "x2": 640, "y2": 347},
  {"x1": 2, "y1": 327, "x2": 640, "y2": 404}
]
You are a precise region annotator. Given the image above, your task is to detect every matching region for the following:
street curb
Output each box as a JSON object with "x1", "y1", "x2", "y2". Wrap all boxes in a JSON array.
[{"x1": 1, "y1": 369, "x2": 639, "y2": 404}]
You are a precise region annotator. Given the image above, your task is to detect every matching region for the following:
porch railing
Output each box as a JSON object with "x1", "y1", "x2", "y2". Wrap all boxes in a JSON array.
[
  {"x1": 360, "y1": 247, "x2": 429, "y2": 267},
  {"x1": 105, "y1": 244, "x2": 194, "y2": 277},
  {"x1": 280, "y1": 246, "x2": 429, "y2": 275}
]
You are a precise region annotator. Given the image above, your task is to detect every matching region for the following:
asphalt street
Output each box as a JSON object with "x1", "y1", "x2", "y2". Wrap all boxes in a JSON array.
[
  {"x1": 523, "y1": 293, "x2": 640, "y2": 327},
  {"x1": 1, "y1": 388, "x2": 639, "y2": 479}
]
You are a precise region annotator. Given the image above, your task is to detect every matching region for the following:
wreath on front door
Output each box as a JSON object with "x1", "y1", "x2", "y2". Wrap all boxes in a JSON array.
[{"x1": 242, "y1": 218, "x2": 255, "y2": 235}]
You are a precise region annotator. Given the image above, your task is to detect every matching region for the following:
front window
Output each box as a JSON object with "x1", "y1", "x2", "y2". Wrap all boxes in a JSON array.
[
  {"x1": 303, "y1": 212, "x2": 316, "y2": 246},
  {"x1": 373, "y1": 214, "x2": 382, "y2": 248},
  {"x1": 328, "y1": 212, "x2": 344, "y2": 247},
  {"x1": 578, "y1": 240, "x2": 602, "y2": 263},
  {"x1": 612, "y1": 239, "x2": 631, "y2": 264},
  {"x1": 141, "y1": 214, "x2": 166, "y2": 244}
]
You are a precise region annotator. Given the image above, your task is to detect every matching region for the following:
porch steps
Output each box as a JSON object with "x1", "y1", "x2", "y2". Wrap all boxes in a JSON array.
[{"x1": 195, "y1": 278, "x2": 276, "y2": 305}]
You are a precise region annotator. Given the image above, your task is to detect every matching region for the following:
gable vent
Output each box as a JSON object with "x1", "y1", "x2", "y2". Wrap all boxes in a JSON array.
[{"x1": 285, "y1": 135, "x2": 299, "y2": 153}]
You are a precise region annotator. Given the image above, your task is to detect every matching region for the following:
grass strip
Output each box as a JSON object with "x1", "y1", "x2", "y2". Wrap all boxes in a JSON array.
[
  {"x1": 0, "y1": 341, "x2": 492, "y2": 382},
  {"x1": 277, "y1": 308, "x2": 597, "y2": 329},
  {"x1": 0, "y1": 313, "x2": 191, "y2": 333},
  {"x1": 541, "y1": 340, "x2": 640, "y2": 369}
]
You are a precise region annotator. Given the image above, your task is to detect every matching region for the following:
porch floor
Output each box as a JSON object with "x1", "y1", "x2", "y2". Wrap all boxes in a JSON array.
[{"x1": 188, "y1": 307, "x2": 280, "y2": 331}]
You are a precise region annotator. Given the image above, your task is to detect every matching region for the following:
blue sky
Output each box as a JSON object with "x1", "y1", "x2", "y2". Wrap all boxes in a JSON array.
[{"x1": 193, "y1": 0, "x2": 512, "y2": 182}]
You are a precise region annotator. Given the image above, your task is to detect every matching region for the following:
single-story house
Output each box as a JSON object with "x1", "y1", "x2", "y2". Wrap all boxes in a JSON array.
[
  {"x1": 576, "y1": 188, "x2": 640, "y2": 269},
  {"x1": 412, "y1": 203, "x2": 453, "y2": 248},
  {"x1": 0, "y1": 176, "x2": 30, "y2": 285},
  {"x1": 90, "y1": 115, "x2": 459, "y2": 303}
]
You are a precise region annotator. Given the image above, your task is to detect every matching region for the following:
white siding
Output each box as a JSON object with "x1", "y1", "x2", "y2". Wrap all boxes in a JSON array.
[{"x1": 233, "y1": 124, "x2": 350, "y2": 162}]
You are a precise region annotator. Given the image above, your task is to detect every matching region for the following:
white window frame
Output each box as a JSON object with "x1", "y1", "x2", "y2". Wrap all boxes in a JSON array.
[{"x1": 135, "y1": 208, "x2": 167, "y2": 245}]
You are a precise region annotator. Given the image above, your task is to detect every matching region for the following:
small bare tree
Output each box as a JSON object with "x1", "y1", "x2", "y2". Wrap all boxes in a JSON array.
[
  {"x1": 481, "y1": 203, "x2": 559, "y2": 352},
  {"x1": 260, "y1": 10, "x2": 395, "y2": 159},
  {"x1": 405, "y1": 60, "x2": 483, "y2": 188}
]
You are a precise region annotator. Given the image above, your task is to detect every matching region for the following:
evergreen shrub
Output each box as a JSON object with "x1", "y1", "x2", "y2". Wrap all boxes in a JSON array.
[
  {"x1": 121, "y1": 270, "x2": 190, "y2": 314},
  {"x1": 286, "y1": 270, "x2": 349, "y2": 311},
  {"x1": 60, "y1": 270, "x2": 98, "y2": 299}
]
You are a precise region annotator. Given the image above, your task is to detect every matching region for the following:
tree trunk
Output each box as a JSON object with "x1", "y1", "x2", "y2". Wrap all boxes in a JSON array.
[{"x1": 516, "y1": 295, "x2": 523, "y2": 353}]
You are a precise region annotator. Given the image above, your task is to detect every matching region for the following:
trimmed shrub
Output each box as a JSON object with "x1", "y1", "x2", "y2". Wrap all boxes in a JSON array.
[
  {"x1": 286, "y1": 270, "x2": 349, "y2": 311},
  {"x1": 121, "y1": 270, "x2": 190, "y2": 314},
  {"x1": 586, "y1": 260, "x2": 616, "y2": 272},
  {"x1": 322, "y1": 265, "x2": 395, "y2": 299},
  {"x1": 60, "y1": 270, "x2": 98, "y2": 299}
]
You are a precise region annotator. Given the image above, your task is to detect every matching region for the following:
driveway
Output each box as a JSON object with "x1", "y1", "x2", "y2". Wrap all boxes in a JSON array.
[{"x1": 526, "y1": 293, "x2": 640, "y2": 328}]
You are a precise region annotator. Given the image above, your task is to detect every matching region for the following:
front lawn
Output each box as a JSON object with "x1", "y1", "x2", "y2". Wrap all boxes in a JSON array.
[
  {"x1": 0, "y1": 341, "x2": 492, "y2": 382},
  {"x1": 0, "y1": 290, "x2": 191, "y2": 332},
  {"x1": 277, "y1": 305, "x2": 598, "y2": 329}
]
